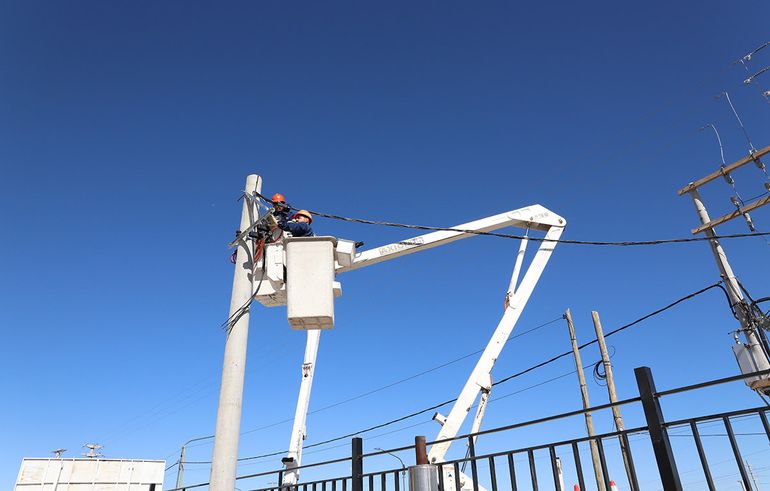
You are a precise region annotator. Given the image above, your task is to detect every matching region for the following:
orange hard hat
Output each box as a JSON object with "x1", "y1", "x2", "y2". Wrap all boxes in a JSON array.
[
  {"x1": 293, "y1": 209, "x2": 313, "y2": 223},
  {"x1": 271, "y1": 193, "x2": 286, "y2": 203}
]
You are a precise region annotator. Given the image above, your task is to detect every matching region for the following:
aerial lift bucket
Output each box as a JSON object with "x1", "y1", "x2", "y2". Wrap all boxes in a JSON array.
[{"x1": 285, "y1": 236, "x2": 338, "y2": 329}]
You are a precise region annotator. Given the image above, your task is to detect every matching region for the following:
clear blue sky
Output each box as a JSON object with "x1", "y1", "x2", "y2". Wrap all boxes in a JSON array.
[{"x1": 2, "y1": 1, "x2": 770, "y2": 489}]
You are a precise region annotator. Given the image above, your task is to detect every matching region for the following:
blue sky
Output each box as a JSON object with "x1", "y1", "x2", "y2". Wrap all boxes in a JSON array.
[{"x1": 2, "y1": 1, "x2": 770, "y2": 489}]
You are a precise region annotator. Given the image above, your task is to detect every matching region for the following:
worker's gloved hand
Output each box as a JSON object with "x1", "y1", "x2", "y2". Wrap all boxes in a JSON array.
[{"x1": 274, "y1": 208, "x2": 291, "y2": 226}]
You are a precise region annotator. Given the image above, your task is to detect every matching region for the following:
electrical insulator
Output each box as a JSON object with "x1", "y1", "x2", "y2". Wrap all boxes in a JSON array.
[
  {"x1": 754, "y1": 157, "x2": 766, "y2": 171},
  {"x1": 743, "y1": 212, "x2": 756, "y2": 232},
  {"x1": 721, "y1": 166, "x2": 735, "y2": 185},
  {"x1": 765, "y1": 182, "x2": 770, "y2": 192},
  {"x1": 731, "y1": 196, "x2": 740, "y2": 208}
]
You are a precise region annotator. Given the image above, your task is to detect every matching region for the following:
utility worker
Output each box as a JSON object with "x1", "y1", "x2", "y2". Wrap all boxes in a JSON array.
[
  {"x1": 271, "y1": 193, "x2": 291, "y2": 223},
  {"x1": 280, "y1": 209, "x2": 314, "y2": 237}
]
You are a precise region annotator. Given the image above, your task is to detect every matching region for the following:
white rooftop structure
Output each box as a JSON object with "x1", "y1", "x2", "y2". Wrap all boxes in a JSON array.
[{"x1": 14, "y1": 457, "x2": 165, "y2": 491}]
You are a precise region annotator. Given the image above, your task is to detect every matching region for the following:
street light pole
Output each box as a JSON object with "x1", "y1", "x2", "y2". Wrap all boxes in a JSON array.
[
  {"x1": 375, "y1": 448, "x2": 406, "y2": 491},
  {"x1": 176, "y1": 434, "x2": 216, "y2": 489}
]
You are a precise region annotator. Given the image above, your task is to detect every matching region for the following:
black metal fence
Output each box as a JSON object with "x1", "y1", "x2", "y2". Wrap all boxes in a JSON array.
[{"x1": 170, "y1": 366, "x2": 770, "y2": 491}]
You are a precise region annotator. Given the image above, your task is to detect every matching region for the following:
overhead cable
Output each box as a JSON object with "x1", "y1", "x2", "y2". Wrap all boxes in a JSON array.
[
  {"x1": 249, "y1": 190, "x2": 770, "y2": 247},
  {"x1": 178, "y1": 316, "x2": 562, "y2": 452},
  {"x1": 494, "y1": 282, "x2": 729, "y2": 386},
  {"x1": 225, "y1": 282, "x2": 727, "y2": 462}
]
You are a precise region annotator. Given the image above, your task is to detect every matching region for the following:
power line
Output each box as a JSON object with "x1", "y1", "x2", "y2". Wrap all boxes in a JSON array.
[
  {"x1": 179, "y1": 315, "x2": 563, "y2": 453},
  {"x1": 249, "y1": 190, "x2": 770, "y2": 247},
  {"x1": 497, "y1": 283, "x2": 728, "y2": 385},
  {"x1": 180, "y1": 358, "x2": 592, "y2": 467},
  {"x1": 224, "y1": 281, "x2": 725, "y2": 462}
]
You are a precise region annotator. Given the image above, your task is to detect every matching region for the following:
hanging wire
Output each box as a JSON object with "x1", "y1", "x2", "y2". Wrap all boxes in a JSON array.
[
  {"x1": 717, "y1": 92, "x2": 770, "y2": 181},
  {"x1": 699, "y1": 123, "x2": 726, "y2": 166},
  {"x1": 719, "y1": 91, "x2": 757, "y2": 152},
  {"x1": 591, "y1": 345, "x2": 616, "y2": 387},
  {"x1": 699, "y1": 123, "x2": 746, "y2": 204}
]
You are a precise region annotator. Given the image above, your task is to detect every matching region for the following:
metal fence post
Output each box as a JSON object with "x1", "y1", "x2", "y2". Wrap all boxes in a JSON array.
[
  {"x1": 634, "y1": 366, "x2": 682, "y2": 491},
  {"x1": 352, "y1": 438, "x2": 364, "y2": 491}
]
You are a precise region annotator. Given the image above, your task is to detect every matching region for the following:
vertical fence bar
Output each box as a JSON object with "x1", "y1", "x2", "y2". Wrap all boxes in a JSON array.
[
  {"x1": 278, "y1": 470, "x2": 284, "y2": 491},
  {"x1": 595, "y1": 438, "x2": 611, "y2": 491},
  {"x1": 368, "y1": 474, "x2": 374, "y2": 491},
  {"x1": 549, "y1": 447, "x2": 561, "y2": 491},
  {"x1": 333, "y1": 480, "x2": 337, "y2": 491},
  {"x1": 571, "y1": 442, "x2": 585, "y2": 491},
  {"x1": 313, "y1": 483, "x2": 318, "y2": 491},
  {"x1": 437, "y1": 464, "x2": 445, "y2": 491},
  {"x1": 690, "y1": 422, "x2": 716, "y2": 491},
  {"x1": 760, "y1": 410, "x2": 770, "y2": 443},
  {"x1": 453, "y1": 462, "x2": 462, "y2": 491},
  {"x1": 394, "y1": 471, "x2": 400, "y2": 491},
  {"x1": 620, "y1": 433, "x2": 640, "y2": 491},
  {"x1": 322, "y1": 482, "x2": 327, "y2": 491},
  {"x1": 381, "y1": 473, "x2": 386, "y2": 491},
  {"x1": 343, "y1": 478, "x2": 348, "y2": 491},
  {"x1": 527, "y1": 450, "x2": 538, "y2": 491},
  {"x1": 468, "y1": 437, "x2": 480, "y2": 491},
  {"x1": 507, "y1": 453, "x2": 518, "y2": 491},
  {"x1": 723, "y1": 416, "x2": 753, "y2": 490},
  {"x1": 634, "y1": 366, "x2": 682, "y2": 491},
  {"x1": 488, "y1": 457, "x2": 498, "y2": 491},
  {"x1": 352, "y1": 438, "x2": 364, "y2": 491}
]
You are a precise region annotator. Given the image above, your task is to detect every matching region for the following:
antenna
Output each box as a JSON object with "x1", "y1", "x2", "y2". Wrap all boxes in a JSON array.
[
  {"x1": 51, "y1": 449, "x2": 66, "y2": 459},
  {"x1": 82, "y1": 443, "x2": 104, "y2": 458}
]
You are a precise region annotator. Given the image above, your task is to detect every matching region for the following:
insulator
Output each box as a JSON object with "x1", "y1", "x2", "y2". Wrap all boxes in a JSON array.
[
  {"x1": 743, "y1": 212, "x2": 756, "y2": 232},
  {"x1": 765, "y1": 182, "x2": 770, "y2": 192},
  {"x1": 723, "y1": 172, "x2": 735, "y2": 185},
  {"x1": 731, "y1": 196, "x2": 740, "y2": 207},
  {"x1": 754, "y1": 157, "x2": 766, "y2": 170}
]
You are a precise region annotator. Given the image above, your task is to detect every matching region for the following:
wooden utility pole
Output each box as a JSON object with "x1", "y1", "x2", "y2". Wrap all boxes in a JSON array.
[
  {"x1": 564, "y1": 309, "x2": 605, "y2": 491},
  {"x1": 592, "y1": 311, "x2": 636, "y2": 491}
]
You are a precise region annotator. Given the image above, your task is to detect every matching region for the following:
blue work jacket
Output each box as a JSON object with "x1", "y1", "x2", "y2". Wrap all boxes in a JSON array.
[{"x1": 280, "y1": 219, "x2": 314, "y2": 237}]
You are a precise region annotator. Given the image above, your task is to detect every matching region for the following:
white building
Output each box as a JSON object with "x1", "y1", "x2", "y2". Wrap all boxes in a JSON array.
[{"x1": 14, "y1": 458, "x2": 165, "y2": 491}]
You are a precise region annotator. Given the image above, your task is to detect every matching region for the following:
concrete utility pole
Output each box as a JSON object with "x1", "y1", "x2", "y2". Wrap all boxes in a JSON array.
[
  {"x1": 564, "y1": 309, "x2": 605, "y2": 491},
  {"x1": 210, "y1": 174, "x2": 262, "y2": 491},
  {"x1": 592, "y1": 311, "x2": 636, "y2": 491},
  {"x1": 678, "y1": 147, "x2": 770, "y2": 394}
]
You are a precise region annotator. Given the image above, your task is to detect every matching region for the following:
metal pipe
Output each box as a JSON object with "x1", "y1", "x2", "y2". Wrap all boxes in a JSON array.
[{"x1": 415, "y1": 437, "x2": 428, "y2": 466}]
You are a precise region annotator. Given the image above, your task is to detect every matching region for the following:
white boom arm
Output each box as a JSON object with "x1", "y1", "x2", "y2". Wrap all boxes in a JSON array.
[
  {"x1": 428, "y1": 222, "x2": 563, "y2": 463},
  {"x1": 282, "y1": 204, "x2": 564, "y2": 483},
  {"x1": 282, "y1": 330, "x2": 321, "y2": 486},
  {"x1": 336, "y1": 205, "x2": 563, "y2": 273}
]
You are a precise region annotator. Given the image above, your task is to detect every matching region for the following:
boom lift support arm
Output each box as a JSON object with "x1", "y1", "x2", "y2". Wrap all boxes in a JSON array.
[{"x1": 279, "y1": 205, "x2": 565, "y2": 485}]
